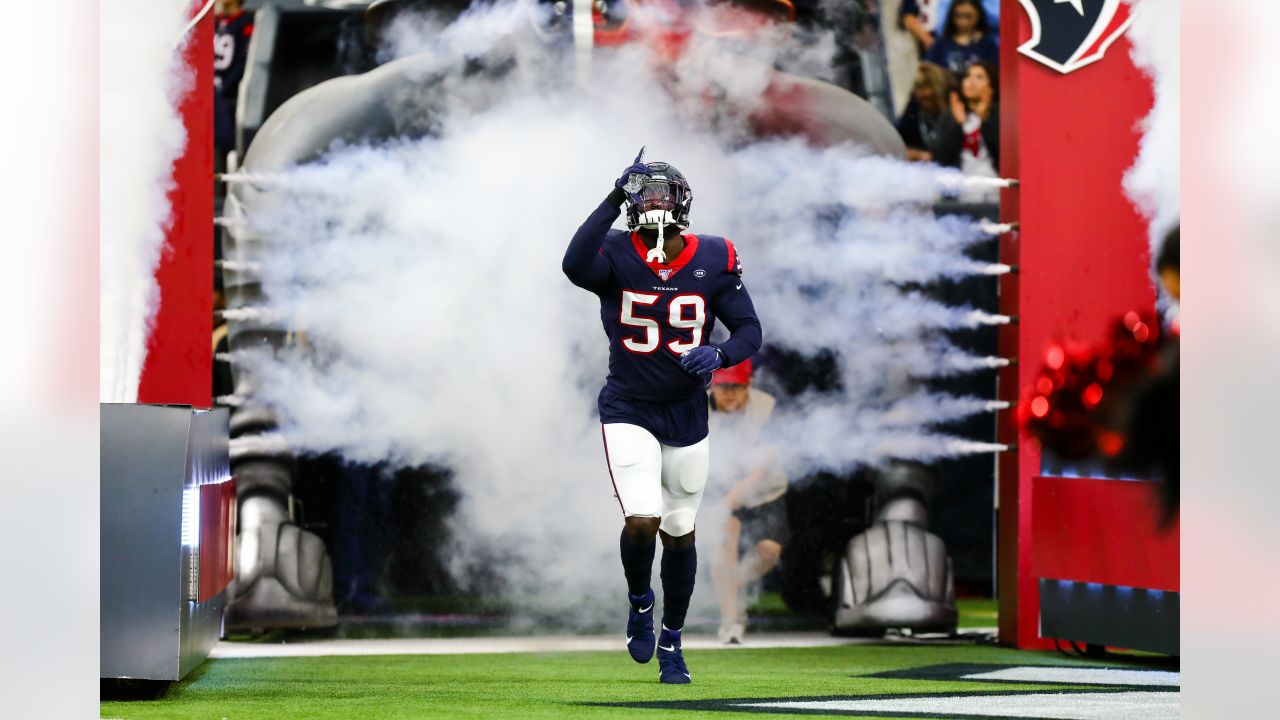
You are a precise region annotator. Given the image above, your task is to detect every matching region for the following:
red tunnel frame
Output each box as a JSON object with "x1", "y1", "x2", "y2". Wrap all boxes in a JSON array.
[
  {"x1": 136, "y1": 0, "x2": 1180, "y2": 650},
  {"x1": 997, "y1": 1, "x2": 1178, "y2": 649},
  {"x1": 137, "y1": 0, "x2": 213, "y2": 409}
]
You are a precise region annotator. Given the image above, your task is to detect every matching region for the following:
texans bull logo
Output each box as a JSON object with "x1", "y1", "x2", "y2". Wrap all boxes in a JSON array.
[{"x1": 1017, "y1": 0, "x2": 1137, "y2": 74}]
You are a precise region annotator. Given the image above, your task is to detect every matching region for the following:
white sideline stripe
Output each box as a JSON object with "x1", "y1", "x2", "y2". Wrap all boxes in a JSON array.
[
  {"x1": 210, "y1": 631, "x2": 990, "y2": 659},
  {"x1": 744, "y1": 691, "x2": 1180, "y2": 719},
  {"x1": 962, "y1": 666, "x2": 1180, "y2": 687}
]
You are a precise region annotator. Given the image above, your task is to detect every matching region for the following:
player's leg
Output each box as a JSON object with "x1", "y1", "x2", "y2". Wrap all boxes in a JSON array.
[
  {"x1": 713, "y1": 512, "x2": 745, "y2": 643},
  {"x1": 655, "y1": 436, "x2": 709, "y2": 684},
  {"x1": 602, "y1": 423, "x2": 663, "y2": 663},
  {"x1": 658, "y1": 438, "x2": 708, "y2": 632}
]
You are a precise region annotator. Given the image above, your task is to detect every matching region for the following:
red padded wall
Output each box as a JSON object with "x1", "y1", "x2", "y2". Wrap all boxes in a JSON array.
[
  {"x1": 1031, "y1": 476, "x2": 1178, "y2": 592},
  {"x1": 198, "y1": 478, "x2": 237, "y2": 602},
  {"x1": 137, "y1": 1, "x2": 213, "y2": 408},
  {"x1": 997, "y1": 1, "x2": 1158, "y2": 648}
]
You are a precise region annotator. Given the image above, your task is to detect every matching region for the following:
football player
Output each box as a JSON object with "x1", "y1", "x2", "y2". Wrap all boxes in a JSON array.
[
  {"x1": 214, "y1": 0, "x2": 254, "y2": 159},
  {"x1": 563, "y1": 149, "x2": 763, "y2": 684}
]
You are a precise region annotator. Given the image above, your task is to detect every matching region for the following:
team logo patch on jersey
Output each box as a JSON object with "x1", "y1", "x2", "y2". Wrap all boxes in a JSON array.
[
  {"x1": 659, "y1": 269, "x2": 673, "y2": 282},
  {"x1": 693, "y1": 269, "x2": 706, "y2": 278},
  {"x1": 1017, "y1": 0, "x2": 1136, "y2": 74}
]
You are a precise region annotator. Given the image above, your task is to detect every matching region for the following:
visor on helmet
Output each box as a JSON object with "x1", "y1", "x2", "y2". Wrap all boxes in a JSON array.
[
  {"x1": 631, "y1": 180, "x2": 683, "y2": 228},
  {"x1": 636, "y1": 180, "x2": 677, "y2": 212}
]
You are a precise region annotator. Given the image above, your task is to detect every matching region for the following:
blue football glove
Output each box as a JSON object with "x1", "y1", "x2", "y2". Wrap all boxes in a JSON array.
[
  {"x1": 680, "y1": 345, "x2": 724, "y2": 380},
  {"x1": 615, "y1": 146, "x2": 650, "y2": 195}
]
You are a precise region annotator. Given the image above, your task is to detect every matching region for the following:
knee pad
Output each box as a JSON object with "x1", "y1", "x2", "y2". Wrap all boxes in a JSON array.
[
  {"x1": 663, "y1": 438, "x2": 709, "y2": 495},
  {"x1": 603, "y1": 423, "x2": 662, "y2": 517},
  {"x1": 660, "y1": 507, "x2": 698, "y2": 537}
]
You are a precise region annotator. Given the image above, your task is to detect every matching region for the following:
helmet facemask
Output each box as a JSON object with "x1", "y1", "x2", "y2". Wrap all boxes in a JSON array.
[{"x1": 625, "y1": 164, "x2": 692, "y2": 263}]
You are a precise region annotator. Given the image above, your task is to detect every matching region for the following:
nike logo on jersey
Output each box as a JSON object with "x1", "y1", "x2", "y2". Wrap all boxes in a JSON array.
[{"x1": 735, "y1": 283, "x2": 742, "y2": 290}]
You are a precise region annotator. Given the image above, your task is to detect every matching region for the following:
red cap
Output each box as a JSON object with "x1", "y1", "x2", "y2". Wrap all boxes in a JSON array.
[{"x1": 712, "y1": 359, "x2": 753, "y2": 386}]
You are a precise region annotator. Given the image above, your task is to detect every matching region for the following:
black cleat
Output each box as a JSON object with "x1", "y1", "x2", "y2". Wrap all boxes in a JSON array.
[
  {"x1": 657, "y1": 626, "x2": 691, "y2": 684},
  {"x1": 626, "y1": 589, "x2": 656, "y2": 663}
]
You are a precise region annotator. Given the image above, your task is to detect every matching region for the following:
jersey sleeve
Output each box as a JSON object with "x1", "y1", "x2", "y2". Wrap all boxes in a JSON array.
[
  {"x1": 562, "y1": 189, "x2": 625, "y2": 294},
  {"x1": 712, "y1": 238, "x2": 763, "y2": 367}
]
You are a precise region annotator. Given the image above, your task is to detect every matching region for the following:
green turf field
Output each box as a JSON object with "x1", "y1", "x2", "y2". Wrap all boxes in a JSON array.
[{"x1": 100, "y1": 641, "x2": 1176, "y2": 720}]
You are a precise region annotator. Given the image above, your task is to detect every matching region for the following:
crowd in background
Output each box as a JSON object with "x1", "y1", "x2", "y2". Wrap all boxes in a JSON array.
[
  {"x1": 732, "y1": 1, "x2": 1005, "y2": 196},
  {"x1": 885, "y1": 0, "x2": 1002, "y2": 196}
]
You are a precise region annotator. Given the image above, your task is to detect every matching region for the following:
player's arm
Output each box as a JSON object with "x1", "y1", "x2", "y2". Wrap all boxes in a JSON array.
[
  {"x1": 562, "y1": 190, "x2": 625, "y2": 292},
  {"x1": 710, "y1": 247, "x2": 763, "y2": 368},
  {"x1": 679, "y1": 242, "x2": 762, "y2": 378},
  {"x1": 562, "y1": 150, "x2": 650, "y2": 292}
]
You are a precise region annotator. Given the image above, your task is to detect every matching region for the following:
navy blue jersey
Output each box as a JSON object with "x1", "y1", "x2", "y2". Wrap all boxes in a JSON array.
[
  {"x1": 564, "y1": 190, "x2": 763, "y2": 445},
  {"x1": 214, "y1": 10, "x2": 254, "y2": 99}
]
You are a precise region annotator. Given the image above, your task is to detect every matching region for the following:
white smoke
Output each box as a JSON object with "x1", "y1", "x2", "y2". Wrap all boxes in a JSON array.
[
  {"x1": 227, "y1": 0, "x2": 1004, "y2": 622},
  {"x1": 100, "y1": 1, "x2": 195, "y2": 402},
  {"x1": 1123, "y1": 0, "x2": 1180, "y2": 267}
]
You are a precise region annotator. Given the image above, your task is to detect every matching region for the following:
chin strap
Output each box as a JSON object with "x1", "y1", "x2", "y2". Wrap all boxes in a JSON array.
[{"x1": 646, "y1": 222, "x2": 668, "y2": 264}]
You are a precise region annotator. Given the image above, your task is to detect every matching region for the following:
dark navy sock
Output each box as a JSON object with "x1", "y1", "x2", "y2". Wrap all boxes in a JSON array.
[
  {"x1": 659, "y1": 542, "x2": 697, "y2": 631},
  {"x1": 619, "y1": 528, "x2": 656, "y2": 598}
]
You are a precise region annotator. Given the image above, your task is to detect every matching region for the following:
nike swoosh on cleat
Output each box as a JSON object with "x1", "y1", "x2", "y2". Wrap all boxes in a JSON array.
[
  {"x1": 627, "y1": 636, "x2": 633, "y2": 643},
  {"x1": 658, "y1": 645, "x2": 676, "y2": 652},
  {"x1": 638, "y1": 603, "x2": 652, "y2": 613}
]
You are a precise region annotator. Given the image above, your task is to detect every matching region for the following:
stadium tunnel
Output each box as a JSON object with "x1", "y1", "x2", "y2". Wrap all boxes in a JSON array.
[{"x1": 217, "y1": 0, "x2": 998, "y2": 635}]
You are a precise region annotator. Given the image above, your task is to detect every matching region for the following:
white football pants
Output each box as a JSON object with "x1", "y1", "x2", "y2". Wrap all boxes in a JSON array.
[{"x1": 602, "y1": 423, "x2": 709, "y2": 537}]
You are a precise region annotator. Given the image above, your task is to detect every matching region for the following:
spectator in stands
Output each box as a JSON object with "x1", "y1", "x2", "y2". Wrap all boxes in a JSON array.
[
  {"x1": 926, "y1": 0, "x2": 998, "y2": 77},
  {"x1": 895, "y1": 62, "x2": 956, "y2": 163},
  {"x1": 935, "y1": 61, "x2": 999, "y2": 199},
  {"x1": 1144, "y1": 226, "x2": 1179, "y2": 522},
  {"x1": 899, "y1": 0, "x2": 944, "y2": 52},
  {"x1": 214, "y1": 0, "x2": 255, "y2": 165},
  {"x1": 880, "y1": 0, "x2": 923, "y2": 118},
  {"x1": 931, "y1": 0, "x2": 1002, "y2": 39},
  {"x1": 707, "y1": 360, "x2": 789, "y2": 645},
  {"x1": 1114, "y1": 226, "x2": 1179, "y2": 526}
]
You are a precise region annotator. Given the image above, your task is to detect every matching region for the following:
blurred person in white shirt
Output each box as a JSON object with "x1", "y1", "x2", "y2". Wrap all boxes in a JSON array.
[{"x1": 706, "y1": 359, "x2": 790, "y2": 644}]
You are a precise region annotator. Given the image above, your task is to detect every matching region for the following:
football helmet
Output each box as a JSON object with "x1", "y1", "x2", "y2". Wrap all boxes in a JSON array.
[{"x1": 625, "y1": 162, "x2": 693, "y2": 231}]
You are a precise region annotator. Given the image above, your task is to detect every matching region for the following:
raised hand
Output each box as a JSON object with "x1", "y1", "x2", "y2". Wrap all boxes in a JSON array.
[{"x1": 615, "y1": 146, "x2": 651, "y2": 194}]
